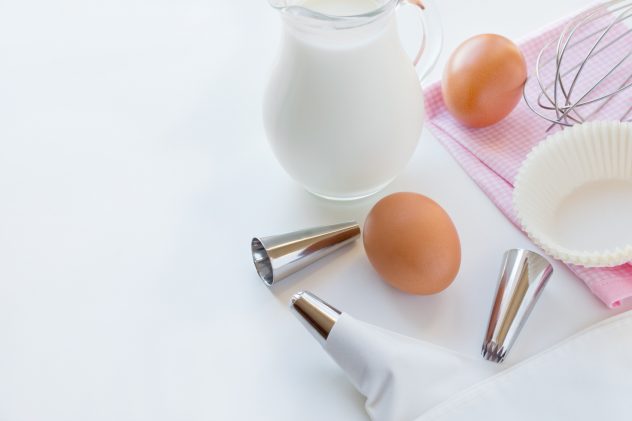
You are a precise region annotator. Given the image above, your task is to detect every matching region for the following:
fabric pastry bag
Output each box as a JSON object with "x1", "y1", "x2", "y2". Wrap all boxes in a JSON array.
[{"x1": 323, "y1": 311, "x2": 632, "y2": 421}]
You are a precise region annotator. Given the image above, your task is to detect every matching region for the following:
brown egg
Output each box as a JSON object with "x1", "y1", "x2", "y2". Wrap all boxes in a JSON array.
[
  {"x1": 363, "y1": 192, "x2": 461, "y2": 295},
  {"x1": 442, "y1": 34, "x2": 527, "y2": 128}
]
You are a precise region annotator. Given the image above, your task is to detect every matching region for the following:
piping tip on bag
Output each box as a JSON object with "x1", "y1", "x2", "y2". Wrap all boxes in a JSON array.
[
  {"x1": 482, "y1": 249, "x2": 554, "y2": 363},
  {"x1": 251, "y1": 222, "x2": 360, "y2": 286},
  {"x1": 290, "y1": 291, "x2": 341, "y2": 347},
  {"x1": 289, "y1": 291, "x2": 497, "y2": 421}
]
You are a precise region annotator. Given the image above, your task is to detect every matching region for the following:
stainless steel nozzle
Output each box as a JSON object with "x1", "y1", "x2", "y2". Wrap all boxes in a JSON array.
[
  {"x1": 251, "y1": 222, "x2": 360, "y2": 286},
  {"x1": 482, "y1": 249, "x2": 554, "y2": 363},
  {"x1": 289, "y1": 291, "x2": 341, "y2": 347}
]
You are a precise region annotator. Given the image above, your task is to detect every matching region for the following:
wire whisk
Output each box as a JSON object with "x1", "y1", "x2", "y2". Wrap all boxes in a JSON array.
[{"x1": 524, "y1": 0, "x2": 632, "y2": 129}]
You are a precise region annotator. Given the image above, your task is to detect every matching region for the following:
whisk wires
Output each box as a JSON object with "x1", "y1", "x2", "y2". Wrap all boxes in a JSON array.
[{"x1": 524, "y1": 0, "x2": 632, "y2": 128}]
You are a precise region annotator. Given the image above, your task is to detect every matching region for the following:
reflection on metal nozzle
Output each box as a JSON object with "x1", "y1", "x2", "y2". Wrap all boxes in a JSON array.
[
  {"x1": 251, "y1": 222, "x2": 360, "y2": 286},
  {"x1": 482, "y1": 249, "x2": 554, "y2": 363},
  {"x1": 290, "y1": 291, "x2": 341, "y2": 347}
]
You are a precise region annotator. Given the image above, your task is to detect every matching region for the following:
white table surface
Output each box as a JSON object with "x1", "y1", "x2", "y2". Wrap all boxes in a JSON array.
[{"x1": 1, "y1": 0, "x2": 629, "y2": 420}]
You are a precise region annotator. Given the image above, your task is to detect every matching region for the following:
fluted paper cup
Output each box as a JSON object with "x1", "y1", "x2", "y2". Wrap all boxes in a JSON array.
[{"x1": 514, "y1": 121, "x2": 632, "y2": 267}]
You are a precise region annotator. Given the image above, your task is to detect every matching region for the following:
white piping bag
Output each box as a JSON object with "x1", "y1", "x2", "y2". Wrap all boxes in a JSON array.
[
  {"x1": 291, "y1": 291, "x2": 632, "y2": 421},
  {"x1": 290, "y1": 291, "x2": 498, "y2": 421}
]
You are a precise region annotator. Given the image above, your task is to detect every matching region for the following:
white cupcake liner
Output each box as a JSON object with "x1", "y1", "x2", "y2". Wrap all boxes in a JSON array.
[{"x1": 514, "y1": 121, "x2": 632, "y2": 267}]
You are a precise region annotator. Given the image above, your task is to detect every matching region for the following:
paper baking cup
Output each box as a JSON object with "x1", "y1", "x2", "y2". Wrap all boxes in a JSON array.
[{"x1": 514, "y1": 121, "x2": 632, "y2": 267}]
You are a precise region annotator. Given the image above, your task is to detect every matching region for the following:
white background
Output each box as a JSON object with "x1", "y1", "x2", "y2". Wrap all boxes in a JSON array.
[{"x1": 0, "y1": 0, "x2": 629, "y2": 420}]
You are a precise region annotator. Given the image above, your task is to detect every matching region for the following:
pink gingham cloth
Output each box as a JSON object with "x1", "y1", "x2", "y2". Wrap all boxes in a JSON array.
[{"x1": 424, "y1": 5, "x2": 632, "y2": 308}]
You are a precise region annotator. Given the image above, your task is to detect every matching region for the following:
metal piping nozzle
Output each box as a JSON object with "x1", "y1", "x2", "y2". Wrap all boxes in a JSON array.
[
  {"x1": 290, "y1": 291, "x2": 341, "y2": 347},
  {"x1": 251, "y1": 222, "x2": 360, "y2": 286},
  {"x1": 482, "y1": 249, "x2": 554, "y2": 363}
]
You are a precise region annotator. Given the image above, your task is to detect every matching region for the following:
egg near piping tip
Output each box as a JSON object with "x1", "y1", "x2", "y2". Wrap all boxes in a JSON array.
[{"x1": 363, "y1": 192, "x2": 461, "y2": 295}]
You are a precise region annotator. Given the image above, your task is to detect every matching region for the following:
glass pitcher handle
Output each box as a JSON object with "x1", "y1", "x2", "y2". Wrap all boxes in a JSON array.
[{"x1": 400, "y1": 0, "x2": 443, "y2": 84}]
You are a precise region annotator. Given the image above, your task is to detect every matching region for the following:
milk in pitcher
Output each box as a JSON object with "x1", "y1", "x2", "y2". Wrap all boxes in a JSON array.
[{"x1": 263, "y1": 0, "x2": 426, "y2": 199}]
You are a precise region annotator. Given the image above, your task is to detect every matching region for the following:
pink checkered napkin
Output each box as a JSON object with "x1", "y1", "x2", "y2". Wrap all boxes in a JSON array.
[{"x1": 424, "y1": 7, "x2": 632, "y2": 308}]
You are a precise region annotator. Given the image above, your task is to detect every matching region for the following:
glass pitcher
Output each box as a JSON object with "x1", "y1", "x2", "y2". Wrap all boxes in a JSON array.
[{"x1": 263, "y1": 0, "x2": 442, "y2": 200}]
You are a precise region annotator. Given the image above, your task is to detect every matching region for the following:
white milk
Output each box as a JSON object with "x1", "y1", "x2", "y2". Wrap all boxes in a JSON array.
[{"x1": 263, "y1": 0, "x2": 424, "y2": 199}]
